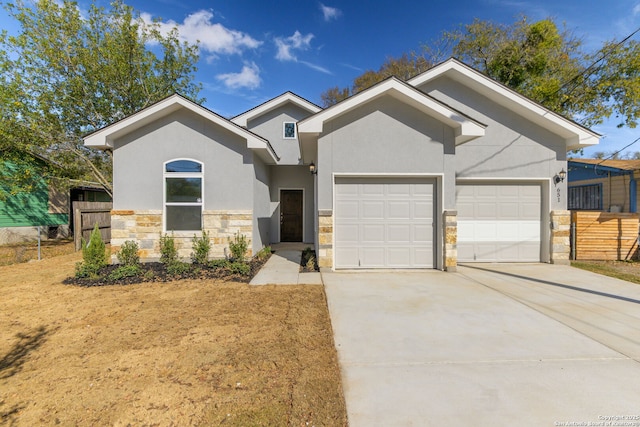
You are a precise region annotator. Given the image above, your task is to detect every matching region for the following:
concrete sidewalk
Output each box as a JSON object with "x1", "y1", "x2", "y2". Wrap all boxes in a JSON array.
[
  {"x1": 249, "y1": 243, "x2": 322, "y2": 285},
  {"x1": 323, "y1": 266, "x2": 640, "y2": 426}
]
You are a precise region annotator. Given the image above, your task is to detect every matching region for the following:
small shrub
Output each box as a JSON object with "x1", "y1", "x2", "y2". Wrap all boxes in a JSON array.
[
  {"x1": 228, "y1": 261, "x2": 250, "y2": 276},
  {"x1": 108, "y1": 264, "x2": 141, "y2": 281},
  {"x1": 306, "y1": 255, "x2": 317, "y2": 270},
  {"x1": 75, "y1": 224, "x2": 107, "y2": 278},
  {"x1": 117, "y1": 240, "x2": 140, "y2": 266},
  {"x1": 228, "y1": 232, "x2": 248, "y2": 262},
  {"x1": 143, "y1": 269, "x2": 156, "y2": 281},
  {"x1": 166, "y1": 261, "x2": 190, "y2": 276},
  {"x1": 74, "y1": 262, "x2": 101, "y2": 279},
  {"x1": 191, "y1": 231, "x2": 211, "y2": 265},
  {"x1": 159, "y1": 233, "x2": 178, "y2": 265},
  {"x1": 301, "y1": 247, "x2": 318, "y2": 271},
  {"x1": 208, "y1": 258, "x2": 229, "y2": 269},
  {"x1": 256, "y1": 246, "x2": 272, "y2": 260}
]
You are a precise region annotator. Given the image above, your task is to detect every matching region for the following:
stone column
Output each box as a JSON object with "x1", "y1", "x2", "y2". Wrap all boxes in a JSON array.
[
  {"x1": 550, "y1": 210, "x2": 571, "y2": 265},
  {"x1": 443, "y1": 210, "x2": 457, "y2": 272},
  {"x1": 317, "y1": 210, "x2": 333, "y2": 269}
]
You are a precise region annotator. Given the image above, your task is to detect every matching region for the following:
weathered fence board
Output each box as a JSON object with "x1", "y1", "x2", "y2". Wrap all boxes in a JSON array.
[
  {"x1": 73, "y1": 202, "x2": 112, "y2": 250},
  {"x1": 571, "y1": 211, "x2": 639, "y2": 260}
]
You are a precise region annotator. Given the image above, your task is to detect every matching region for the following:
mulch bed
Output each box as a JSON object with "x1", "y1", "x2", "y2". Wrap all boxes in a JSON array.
[{"x1": 63, "y1": 254, "x2": 271, "y2": 287}]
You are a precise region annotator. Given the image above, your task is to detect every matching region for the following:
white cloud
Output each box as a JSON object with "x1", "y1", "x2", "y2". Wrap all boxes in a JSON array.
[
  {"x1": 140, "y1": 10, "x2": 261, "y2": 55},
  {"x1": 634, "y1": 3, "x2": 640, "y2": 15},
  {"x1": 320, "y1": 3, "x2": 342, "y2": 21},
  {"x1": 274, "y1": 31, "x2": 314, "y2": 61},
  {"x1": 216, "y1": 62, "x2": 261, "y2": 89}
]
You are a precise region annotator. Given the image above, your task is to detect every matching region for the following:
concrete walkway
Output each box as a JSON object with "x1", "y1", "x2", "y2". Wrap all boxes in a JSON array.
[
  {"x1": 249, "y1": 243, "x2": 322, "y2": 285},
  {"x1": 323, "y1": 265, "x2": 640, "y2": 426}
]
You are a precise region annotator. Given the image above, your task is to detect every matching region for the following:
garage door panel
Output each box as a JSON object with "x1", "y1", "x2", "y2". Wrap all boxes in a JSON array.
[
  {"x1": 457, "y1": 183, "x2": 541, "y2": 262},
  {"x1": 412, "y1": 224, "x2": 432, "y2": 242},
  {"x1": 388, "y1": 247, "x2": 411, "y2": 267},
  {"x1": 362, "y1": 201, "x2": 384, "y2": 219},
  {"x1": 335, "y1": 224, "x2": 358, "y2": 243},
  {"x1": 412, "y1": 247, "x2": 433, "y2": 268},
  {"x1": 413, "y1": 201, "x2": 432, "y2": 219},
  {"x1": 363, "y1": 184, "x2": 384, "y2": 196},
  {"x1": 361, "y1": 247, "x2": 385, "y2": 267},
  {"x1": 387, "y1": 183, "x2": 411, "y2": 196},
  {"x1": 499, "y1": 202, "x2": 519, "y2": 218},
  {"x1": 362, "y1": 224, "x2": 384, "y2": 242},
  {"x1": 338, "y1": 200, "x2": 359, "y2": 219},
  {"x1": 335, "y1": 178, "x2": 435, "y2": 269},
  {"x1": 335, "y1": 247, "x2": 358, "y2": 268},
  {"x1": 520, "y1": 202, "x2": 541, "y2": 219},
  {"x1": 336, "y1": 183, "x2": 358, "y2": 196},
  {"x1": 476, "y1": 203, "x2": 498, "y2": 219},
  {"x1": 386, "y1": 224, "x2": 411, "y2": 242}
]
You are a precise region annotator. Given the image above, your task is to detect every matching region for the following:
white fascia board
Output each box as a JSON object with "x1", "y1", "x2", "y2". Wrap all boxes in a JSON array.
[
  {"x1": 231, "y1": 92, "x2": 322, "y2": 127},
  {"x1": 83, "y1": 94, "x2": 278, "y2": 163},
  {"x1": 298, "y1": 78, "x2": 485, "y2": 141},
  {"x1": 409, "y1": 59, "x2": 600, "y2": 150}
]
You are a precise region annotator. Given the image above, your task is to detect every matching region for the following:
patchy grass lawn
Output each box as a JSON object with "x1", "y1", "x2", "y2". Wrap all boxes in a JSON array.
[
  {"x1": 572, "y1": 260, "x2": 640, "y2": 285},
  {"x1": 0, "y1": 239, "x2": 76, "y2": 266},
  {"x1": 0, "y1": 251, "x2": 347, "y2": 426}
]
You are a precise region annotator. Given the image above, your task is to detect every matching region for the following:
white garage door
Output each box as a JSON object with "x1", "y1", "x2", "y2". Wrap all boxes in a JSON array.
[
  {"x1": 334, "y1": 177, "x2": 435, "y2": 269},
  {"x1": 456, "y1": 183, "x2": 541, "y2": 262}
]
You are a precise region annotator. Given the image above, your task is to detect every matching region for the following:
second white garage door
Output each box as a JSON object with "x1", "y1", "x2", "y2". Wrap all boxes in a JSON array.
[
  {"x1": 334, "y1": 177, "x2": 435, "y2": 269},
  {"x1": 456, "y1": 183, "x2": 542, "y2": 262}
]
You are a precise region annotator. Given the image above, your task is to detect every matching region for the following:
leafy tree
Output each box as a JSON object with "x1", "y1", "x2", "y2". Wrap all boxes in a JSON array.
[
  {"x1": 320, "y1": 16, "x2": 640, "y2": 132},
  {"x1": 589, "y1": 39, "x2": 640, "y2": 128},
  {"x1": 444, "y1": 17, "x2": 602, "y2": 126},
  {"x1": 320, "y1": 53, "x2": 432, "y2": 107},
  {"x1": 0, "y1": 0, "x2": 201, "y2": 197}
]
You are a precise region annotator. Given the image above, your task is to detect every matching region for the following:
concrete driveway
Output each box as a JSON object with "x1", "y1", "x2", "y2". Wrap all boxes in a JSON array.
[{"x1": 322, "y1": 264, "x2": 640, "y2": 426}]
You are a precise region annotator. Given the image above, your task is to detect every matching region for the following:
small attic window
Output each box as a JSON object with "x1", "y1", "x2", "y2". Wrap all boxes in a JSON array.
[{"x1": 283, "y1": 122, "x2": 296, "y2": 139}]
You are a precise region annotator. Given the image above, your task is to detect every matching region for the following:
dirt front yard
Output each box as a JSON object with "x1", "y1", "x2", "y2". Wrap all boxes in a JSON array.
[{"x1": 0, "y1": 251, "x2": 347, "y2": 426}]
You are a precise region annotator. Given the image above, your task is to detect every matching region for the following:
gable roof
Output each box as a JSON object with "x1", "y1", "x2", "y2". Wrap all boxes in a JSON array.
[
  {"x1": 84, "y1": 94, "x2": 279, "y2": 164},
  {"x1": 297, "y1": 76, "x2": 486, "y2": 145},
  {"x1": 408, "y1": 58, "x2": 600, "y2": 151},
  {"x1": 231, "y1": 91, "x2": 322, "y2": 127}
]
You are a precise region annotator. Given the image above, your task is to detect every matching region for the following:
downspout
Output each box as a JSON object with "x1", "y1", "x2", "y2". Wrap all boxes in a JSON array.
[{"x1": 630, "y1": 171, "x2": 637, "y2": 213}]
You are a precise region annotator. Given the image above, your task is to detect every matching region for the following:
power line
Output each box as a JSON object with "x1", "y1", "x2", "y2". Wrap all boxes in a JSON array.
[
  {"x1": 596, "y1": 135, "x2": 640, "y2": 166},
  {"x1": 544, "y1": 26, "x2": 640, "y2": 102}
]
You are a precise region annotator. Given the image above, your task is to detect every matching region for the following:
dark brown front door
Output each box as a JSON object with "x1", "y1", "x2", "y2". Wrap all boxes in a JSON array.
[{"x1": 280, "y1": 190, "x2": 303, "y2": 242}]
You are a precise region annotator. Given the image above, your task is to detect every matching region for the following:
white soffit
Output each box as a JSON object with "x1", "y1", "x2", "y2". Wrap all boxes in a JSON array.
[
  {"x1": 231, "y1": 91, "x2": 322, "y2": 127},
  {"x1": 297, "y1": 77, "x2": 485, "y2": 145},
  {"x1": 83, "y1": 94, "x2": 278, "y2": 163},
  {"x1": 408, "y1": 59, "x2": 600, "y2": 151}
]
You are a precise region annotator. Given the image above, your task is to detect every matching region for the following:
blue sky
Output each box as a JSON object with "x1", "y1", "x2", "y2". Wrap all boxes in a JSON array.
[{"x1": 2, "y1": 0, "x2": 639, "y2": 157}]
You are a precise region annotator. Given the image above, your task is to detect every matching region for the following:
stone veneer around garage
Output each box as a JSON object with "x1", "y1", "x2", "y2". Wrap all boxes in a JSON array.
[
  {"x1": 110, "y1": 209, "x2": 253, "y2": 263},
  {"x1": 317, "y1": 210, "x2": 333, "y2": 268},
  {"x1": 550, "y1": 209, "x2": 570, "y2": 265},
  {"x1": 443, "y1": 210, "x2": 457, "y2": 272}
]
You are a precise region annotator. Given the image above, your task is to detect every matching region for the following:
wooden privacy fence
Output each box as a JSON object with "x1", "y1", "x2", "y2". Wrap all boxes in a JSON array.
[
  {"x1": 571, "y1": 211, "x2": 639, "y2": 260},
  {"x1": 73, "y1": 201, "x2": 112, "y2": 250}
]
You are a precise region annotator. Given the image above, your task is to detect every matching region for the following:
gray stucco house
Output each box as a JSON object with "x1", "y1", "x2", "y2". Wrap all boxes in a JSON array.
[{"x1": 84, "y1": 58, "x2": 599, "y2": 270}]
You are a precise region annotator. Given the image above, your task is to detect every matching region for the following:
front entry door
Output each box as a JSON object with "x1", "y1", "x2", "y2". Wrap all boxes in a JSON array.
[{"x1": 280, "y1": 190, "x2": 303, "y2": 242}]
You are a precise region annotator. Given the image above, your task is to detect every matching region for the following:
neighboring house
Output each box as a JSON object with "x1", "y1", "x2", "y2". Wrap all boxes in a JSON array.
[
  {"x1": 84, "y1": 58, "x2": 599, "y2": 270},
  {"x1": 0, "y1": 160, "x2": 110, "y2": 244},
  {"x1": 568, "y1": 158, "x2": 640, "y2": 213}
]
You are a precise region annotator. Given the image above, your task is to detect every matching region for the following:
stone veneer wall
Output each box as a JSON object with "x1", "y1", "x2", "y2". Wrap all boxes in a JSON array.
[
  {"x1": 110, "y1": 209, "x2": 253, "y2": 263},
  {"x1": 550, "y1": 210, "x2": 570, "y2": 265},
  {"x1": 443, "y1": 210, "x2": 457, "y2": 272},
  {"x1": 317, "y1": 210, "x2": 333, "y2": 268}
]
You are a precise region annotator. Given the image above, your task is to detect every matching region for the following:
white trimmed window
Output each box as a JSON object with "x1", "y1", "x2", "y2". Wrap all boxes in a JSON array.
[
  {"x1": 283, "y1": 121, "x2": 296, "y2": 139},
  {"x1": 164, "y1": 159, "x2": 203, "y2": 231}
]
